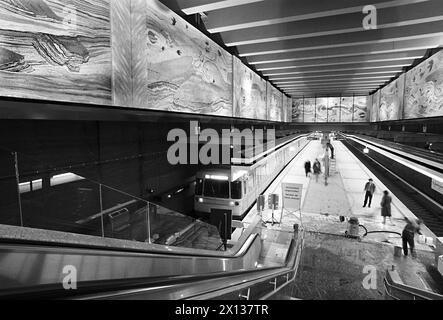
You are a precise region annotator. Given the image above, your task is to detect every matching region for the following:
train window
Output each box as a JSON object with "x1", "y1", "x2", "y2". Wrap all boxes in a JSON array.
[
  {"x1": 203, "y1": 179, "x2": 229, "y2": 198},
  {"x1": 231, "y1": 181, "x2": 242, "y2": 199},
  {"x1": 195, "y1": 178, "x2": 203, "y2": 195}
]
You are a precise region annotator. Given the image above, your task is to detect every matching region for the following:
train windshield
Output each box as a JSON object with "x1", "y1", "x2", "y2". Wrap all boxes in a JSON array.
[
  {"x1": 230, "y1": 180, "x2": 242, "y2": 199},
  {"x1": 195, "y1": 178, "x2": 203, "y2": 196},
  {"x1": 203, "y1": 178, "x2": 229, "y2": 198}
]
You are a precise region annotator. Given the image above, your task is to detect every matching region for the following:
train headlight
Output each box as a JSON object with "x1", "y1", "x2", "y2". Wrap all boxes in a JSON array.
[
  {"x1": 197, "y1": 198, "x2": 203, "y2": 203},
  {"x1": 229, "y1": 201, "x2": 235, "y2": 206}
]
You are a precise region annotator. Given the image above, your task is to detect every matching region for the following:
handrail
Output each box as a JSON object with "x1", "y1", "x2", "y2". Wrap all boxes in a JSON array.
[
  {"x1": 0, "y1": 232, "x2": 264, "y2": 299},
  {"x1": 73, "y1": 229, "x2": 304, "y2": 300},
  {"x1": 384, "y1": 271, "x2": 443, "y2": 300},
  {"x1": 0, "y1": 227, "x2": 257, "y2": 258}
]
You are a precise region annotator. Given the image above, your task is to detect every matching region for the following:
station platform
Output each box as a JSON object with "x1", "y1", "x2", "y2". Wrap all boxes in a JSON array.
[
  {"x1": 239, "y1": 138, "x2": 435, "y2": 247},
  {"x1": 233, "y1": 138, "x2": 442, "y2": 297}
]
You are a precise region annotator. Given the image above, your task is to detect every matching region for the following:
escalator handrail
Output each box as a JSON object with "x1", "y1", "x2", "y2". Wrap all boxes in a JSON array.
[
  {"x1": 384, "y1": 271, "x2": 443, "y2": 300},
  {"x1": 0, "y1": 228, "x2": 257, "y2": 259},
  {"x1": 0, "y1": 232, "x2": 263, "y2": 299},
  {"x1": 73, "y1": 229, "x2": 304, "y2": 300}
]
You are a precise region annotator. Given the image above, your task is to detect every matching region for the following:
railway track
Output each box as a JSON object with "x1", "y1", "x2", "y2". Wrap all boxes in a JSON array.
[{"x1": 342, "y1": 139, "x2": 443, "y2": 237}]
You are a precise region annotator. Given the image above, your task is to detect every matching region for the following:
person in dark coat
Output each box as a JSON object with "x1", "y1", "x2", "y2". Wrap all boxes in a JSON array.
[
  {"x1": 380, "y1": 190, "x2": 393, "y2": 224},
  {"x1": 312, "y1": 159, "x2": 321, "y2": 182},
  {"x1": 304, "y1": 160, "x2": 311, "y2": 177},
  {"x1": 402, "y1": 217, "x2": 422, "y2": 257},
  {"x1": 363, "y1": 178, "x2": 376, "y2": 208}
]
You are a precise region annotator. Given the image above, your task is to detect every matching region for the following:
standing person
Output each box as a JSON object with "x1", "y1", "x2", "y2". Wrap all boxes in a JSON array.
[
  {"x1": 402, "y1": 218, "x2": 422, "y2": 257},
  {"x1": 313, "y1": 159, "x2": 321, "y2": 182},
  {"x1": 327, "y1": 142, "x2": 335, "y2": 159},
  {"x1": 363, "y1": 178, "x2": 376, "y2": 208},
  {"x1": 380, "y1": 190, "x2": 393, "y2": 224},
  {"x1": 304, "y1": 160, "x2": 311, "y2": 177}
]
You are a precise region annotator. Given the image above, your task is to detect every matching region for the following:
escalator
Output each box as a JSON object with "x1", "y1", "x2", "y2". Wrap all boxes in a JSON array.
[{"x1": 0, "y1": 226, "x2": 304, "y2": 300}]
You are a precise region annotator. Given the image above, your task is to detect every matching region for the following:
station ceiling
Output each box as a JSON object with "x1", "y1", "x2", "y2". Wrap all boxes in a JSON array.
[{"x1": 163, "y1": 0, "x2": 443, "y2": 97}]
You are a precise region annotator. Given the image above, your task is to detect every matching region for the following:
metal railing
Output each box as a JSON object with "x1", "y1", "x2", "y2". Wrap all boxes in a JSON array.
[{"x1": 384, "y1": 270, "x2": 443, "y2": 300}]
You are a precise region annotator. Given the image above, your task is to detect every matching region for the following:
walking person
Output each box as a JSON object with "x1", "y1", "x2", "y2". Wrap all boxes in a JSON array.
[
  {"x1": 380, "y1": 190, "x2": 393, "y2": 225},
  {"x1": 313, "y1": 159, "x2": 321, "y2": 183},
  {"x1": 402, "y1": 218, "x2": 422, "y2": 257},
  {"x1": 304, "y1": 160, "x2": 311, "y2": 177},
  {"x1": 363, "y1": 178, "x2": 376, "y2": 208}
]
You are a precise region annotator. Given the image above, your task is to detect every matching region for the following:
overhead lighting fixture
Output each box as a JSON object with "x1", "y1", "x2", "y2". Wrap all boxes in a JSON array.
[{"x1": 205, "y1": 175, "x2": 229, "y2": 181}]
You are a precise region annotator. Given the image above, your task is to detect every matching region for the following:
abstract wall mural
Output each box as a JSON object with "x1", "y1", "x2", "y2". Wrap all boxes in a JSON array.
[
  {"x1": 370, "y1": 91, "x2": 380, "y2": 122},
  {"x1": 404, "y1": 50, "x2": 443, "y2": 119},
  {"x1": 327, "y1": 97, "x2": 340, "y2": 122},
  {"x1": 0, "y1": 0, "x2": 112, "y2": 105},
  {"x1": 145, "y1": 0, "x2": 233, "y2": 116},
  {"x1": 266, "y1": 82, "x2": 282, "y2": 121},
  {"x1": 303, "y1": 97, "x2": 316, "y2": 122},
  {"x1": 353, "y1": 96, "x2": 370, "y2": 122},
  {"x1": 232, "y1": 56, "x2": 267, "y2": 120},
  {"x1": 379, "y1": 74, "x2": 404, "y2": 121},
  {"x1": 287, "y1": 97, "x2": 293, "y2": 122},
  {"x1": 340, "y1": 97, "x2": 354, "y2": 122},
  {"x1": 292, "y1": 98, "x2": 304, "y2": 122},
  {"x1": 282, "y1": 95, "x2": 287, "y2": 123},
  {"x1": 315, "y1": 97, "x2": 327, "y2": 122}
]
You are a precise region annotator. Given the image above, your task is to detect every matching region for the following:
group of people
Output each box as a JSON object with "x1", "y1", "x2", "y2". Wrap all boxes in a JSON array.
[
  {"x1": 363, "y1": 178, "x2": 393, "y2": 224},
  {"x1": 303, "y1": 159, "x2": 423, "y2": 257},
  {"x1": 304, "y1": 159, "x2": 322, "y2": 182},
  {"x1": 363, "y1": 177, "x2": 423, "y2": 257}
]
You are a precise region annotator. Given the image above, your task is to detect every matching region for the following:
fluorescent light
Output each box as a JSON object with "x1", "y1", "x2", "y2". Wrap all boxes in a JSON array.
[
  {"x1": 205, "y1": 175, "x2": 229, "y2": 181},
  {"x1": 50, "y1": 172, "x2": 85, "y2": 187}
]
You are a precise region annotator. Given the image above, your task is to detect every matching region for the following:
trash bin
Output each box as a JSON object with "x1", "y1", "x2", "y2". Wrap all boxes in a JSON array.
[{"x1": 347, "y1": 217, "x2": 360, "y2": 238}]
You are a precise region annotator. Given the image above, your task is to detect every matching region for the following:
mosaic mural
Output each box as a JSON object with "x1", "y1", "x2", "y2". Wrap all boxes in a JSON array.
[
  {"x1": 303, "y1": 97, "x2": 316, "y2": 122},
  {"x1": 266, "y1": 82, "x2": 282, "y2": 121},
  {"x1": 0, "y1": 0, "x2": 112, "y2": 105},
  {"x1": 282, "y1": 95, "x2": 288, "y2": 123},
  {"x1": 379, "y1": 74, "x2": 404, "y2": 121},
  {"x1": 328, "y1": 97, "x2": 340, "y2": 122},
  {"x1": 340, "y1": 97, "x2": 354, "y2": 122},
  {"x1": 286, "y1": 97, "x2": 293, "y2": 122},
  {"x1": 404, "y1": 50, "x2": 443, "y2": 119},
  {"x1": 370, "y1": 91, "x2": 380, "y2": 122},
  {"x1": 232, "y1": 56, "x2": 267, "y2": 119},
  {"x1": 315, "y1": 97, "x2": 327, "y2": 122},
  {"x1": 353, "y1": 96, "x2": 370, "y2": 122},
  {"x1": 145, "y1": 0, "x2": 233, "y2": 116},
  {"x1": 292, "y1": 98, "x2": 304, "y2": 122}
]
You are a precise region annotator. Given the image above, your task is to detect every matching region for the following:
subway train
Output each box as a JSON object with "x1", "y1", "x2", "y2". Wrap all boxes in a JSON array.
[{"x1": 194, "y1": 134, "x2": 310, "y2": 218}]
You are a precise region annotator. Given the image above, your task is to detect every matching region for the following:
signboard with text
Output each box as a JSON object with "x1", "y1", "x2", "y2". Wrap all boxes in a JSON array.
[{"x1": 282, "y1": 183, "x2": 303, "y2": 211}]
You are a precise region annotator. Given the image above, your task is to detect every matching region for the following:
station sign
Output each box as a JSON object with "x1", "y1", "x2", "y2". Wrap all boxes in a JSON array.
[
  {"x1": 282, "y1": 183, "x2": 303, "y2": 211},
  {"x1": 431, "y1": 179, "x2": 443, "y2": 195}
]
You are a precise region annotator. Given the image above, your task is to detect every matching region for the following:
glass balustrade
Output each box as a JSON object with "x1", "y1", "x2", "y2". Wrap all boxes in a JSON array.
[{"x1": 0, "y1": 146, "x2": 221, "y2": 251}]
